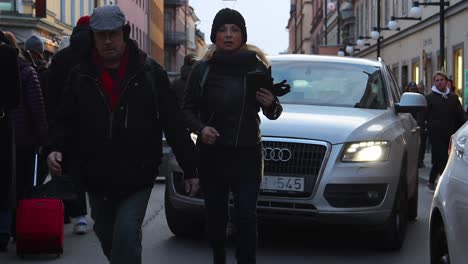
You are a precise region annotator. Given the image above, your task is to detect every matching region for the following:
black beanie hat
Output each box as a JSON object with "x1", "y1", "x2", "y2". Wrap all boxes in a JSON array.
[{"x1": 210, "y1": 8, "x2": 247, "y2": 44}]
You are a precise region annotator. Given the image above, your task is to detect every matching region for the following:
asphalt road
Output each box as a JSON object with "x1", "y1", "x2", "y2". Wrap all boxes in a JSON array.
[{"x1": 0, "y1": 161, "x2": 435, "y2": 264}]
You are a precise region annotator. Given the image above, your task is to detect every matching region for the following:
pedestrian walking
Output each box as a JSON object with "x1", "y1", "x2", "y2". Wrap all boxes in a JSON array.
[
  {"x1": 183, "y1": 8, "x2": 283, "y2": 264},
  {"x1": 171, "y1": 53, "x2": 195, "y2": 109},
  {"x1": 47, "y1": 15, "x2": 93, "y2": 235},
  {"x1": 3, "y1": 31, "x2": 48, "y2": 238},
  {"x1": 447, "y1": 79, "x2": 456, "y2": 94},
  {"x1": 24, "y1": 34, "x2": 50, "y2": 201},
  {"x1": 425, "y1": 72, "x2": 466, "y2": 190},
  {"x1": 45, "y1": 6, "x2": 198, "y2": 264},
  {"x1": 0, "y1": 30, "x2": 21, "y2": 252}
]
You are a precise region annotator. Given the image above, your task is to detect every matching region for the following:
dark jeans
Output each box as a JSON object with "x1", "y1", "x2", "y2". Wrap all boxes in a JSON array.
[
  {"x1": 65, "y1": 188, "x2": 87, "y2": 218},
  {"x1": 88, "y1": 187, "x2": 151, "y2": 264},
  {"x1": 429, "y1": 134, "x2": 450, "y2": 184},
  {"x1": 200, "y1": 144, "x2": 262, "y2": 264}
]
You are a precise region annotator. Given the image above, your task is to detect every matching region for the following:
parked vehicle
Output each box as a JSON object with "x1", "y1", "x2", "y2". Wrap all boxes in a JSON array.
[
  {"x1": 165, "y1": 54, "x2": 427, "y2": 250},
  {"x1": 429, "y1": 121, "x2": 468, "y2": 264}
]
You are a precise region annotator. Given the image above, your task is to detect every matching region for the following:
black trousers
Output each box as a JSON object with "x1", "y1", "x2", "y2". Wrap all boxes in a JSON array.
[
  {"x1": 200, "y1": 144, "x2": 262, "y2": 264},
  {"x1": 65, "y1": 188, "x2": 88, "y2": 218},
  {"x1": 429, "y1": 134, "x2": 450, "y2": 185}
]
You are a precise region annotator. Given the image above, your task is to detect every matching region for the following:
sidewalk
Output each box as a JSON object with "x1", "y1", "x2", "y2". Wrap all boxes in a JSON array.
[{"x1": 418, "y1": 152, "x2": 431, "y2": 184}]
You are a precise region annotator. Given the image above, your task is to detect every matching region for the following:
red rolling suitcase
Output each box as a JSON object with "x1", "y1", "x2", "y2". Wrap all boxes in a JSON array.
[{"x1": 15, "y1": 153, "x2": 64, "y2": 257}]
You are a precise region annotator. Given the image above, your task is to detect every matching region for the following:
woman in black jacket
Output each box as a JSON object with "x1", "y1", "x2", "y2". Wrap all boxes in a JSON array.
[
  {"x1": 183, "y1": 8, "x2": 282, "y2": 264},
  {"x1": 3, "y1": 32, "x2": 48, "y2": 239},
  {"x1": 0, "y1": 30, "x2": 20, "y2": 251}
]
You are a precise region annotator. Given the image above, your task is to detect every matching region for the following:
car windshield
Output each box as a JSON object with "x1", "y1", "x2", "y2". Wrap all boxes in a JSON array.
[{"x1": 271, "y1": 60, "x2": 388, "y2": 109}]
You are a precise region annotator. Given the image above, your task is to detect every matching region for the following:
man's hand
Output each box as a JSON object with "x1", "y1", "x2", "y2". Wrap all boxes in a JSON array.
[
  {"x1": 184, "y1": 178, "x2": 200, "y2": 197},
  {"x1": 47, "y1": 151, "x2": 63, "y2": 176},
  {"x1": 201, "y1": 126, "x2": 220, "y2": 145},
  {"x1": 256, "y1": 88, "x2": 275, "y2": 109}
]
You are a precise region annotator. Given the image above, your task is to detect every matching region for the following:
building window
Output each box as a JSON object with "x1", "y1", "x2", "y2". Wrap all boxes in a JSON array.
[
  {"x1": 80, "y1": 0, "x2": 84, "y2": 17},
  {"x1": 61, "y1": 0, "x2": 66, "y2": 22},
  {"x1": 89, "y1": 0, "x2": 93, "y2": 15},
  {"x1": 392, "y1": 65, "x2": 399, "y2": 86},
  {"x1": 165, "y1": 9, "x2": 174, "y2": 32},
  {"x1": 356, "y1": 6, "x2": 360, "y2": 37},
  {"x1": 360, "y1": 4, "x2": 367, "y2": 36},
  {"x1": 402, "y1": 0, "x2": 408, "y2": 15},
  {"x1": 384, "y1": 0, "x2": 390, "y2": 25},
  {"x1": 365, "y1": 0, "x2": 369, "y2": 35},
  {"x1": 71, "y1": 0, "x2": 76, "y2": 26},
  {"x1": 412, "y1": 60, "x2": 420, "y2": 84},
  {"x1": 437, "y1": 49, "x2": 447, "y2": 72},
  {"x1": 454, "y1": 47, "x2": 464, "y2": 98},
  {"x1": 0, "y1": 0, "x2": 14, "y2": 11},
  {"x1": 401, "y1": 65, "x2": 409, "y2": 88}
]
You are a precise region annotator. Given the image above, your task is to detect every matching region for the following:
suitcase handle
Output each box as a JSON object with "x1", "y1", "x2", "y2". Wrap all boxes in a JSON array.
[{"x1": 33, "y1": 153, "x2": 38, "y2": 187}]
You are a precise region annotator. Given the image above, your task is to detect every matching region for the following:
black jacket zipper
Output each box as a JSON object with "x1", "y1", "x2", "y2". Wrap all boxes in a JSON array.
[{"x1": 83, "y1": 72, "x2": 139, "y2": 140}]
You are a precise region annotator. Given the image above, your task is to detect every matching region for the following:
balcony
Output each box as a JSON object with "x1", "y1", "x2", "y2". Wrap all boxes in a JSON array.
[
  {"x1": 165, "y1": 31, "x2": 186, "y2": 45},
  {"x1": 164, "y1": 0, "x2": 187, "y2": 6}
]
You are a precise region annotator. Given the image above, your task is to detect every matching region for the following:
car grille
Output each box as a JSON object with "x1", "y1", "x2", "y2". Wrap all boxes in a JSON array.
[{"x1": 261, "y1": 140, "x2": 327, "y2": 198}]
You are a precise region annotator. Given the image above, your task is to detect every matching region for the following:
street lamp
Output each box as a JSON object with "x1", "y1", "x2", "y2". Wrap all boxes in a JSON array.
[
  {"x1": 345, "y1": 45, "x2": 354, "y2": 55},
  {"x1": 387, "y1": 16, "x2": 422, "y2": 31},
  {"x1": 409, "y1": 1, "x2": 450, "y2": 71}
]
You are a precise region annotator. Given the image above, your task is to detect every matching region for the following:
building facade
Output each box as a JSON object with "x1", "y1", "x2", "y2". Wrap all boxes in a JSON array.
[
  {"x1": 164, "y1": 0, "x2": 204, "y2": 75},
  {"x1": 351, "y1": 0, "x2": 467, "y2": 109},
  {"x1": 287, "y1": 0, "x2": 313, "y2": 54},
  {"x1": 149, "y1": 0, "x2": 165, "y2": 65},
  {"x1": 115, "y1": 0, "x2": 150, "y2": 54},
  {"x1": 310, "y1": 0, "x2": 324, "y2": 54},
  {"x1": 292, "y1": 0, "x2": 467, "y2": 110},
  {"x1": 0, "y1": 0, "x2": 98, "y2": 56}
]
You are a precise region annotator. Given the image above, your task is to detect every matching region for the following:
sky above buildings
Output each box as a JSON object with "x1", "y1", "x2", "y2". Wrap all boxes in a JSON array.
[{"x1": 189, "y1": 0, "x2": 290, "y2": 55}]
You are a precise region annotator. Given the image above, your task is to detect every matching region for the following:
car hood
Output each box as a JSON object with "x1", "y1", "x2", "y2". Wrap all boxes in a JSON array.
[{"x1": 261, "y1": 104, "x2": 395, "y2": 144}]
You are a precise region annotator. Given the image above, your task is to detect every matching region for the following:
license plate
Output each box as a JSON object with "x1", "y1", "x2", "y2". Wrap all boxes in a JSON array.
[{"x1": 260, "y1": 176, "x2": 304, "y2": 192}]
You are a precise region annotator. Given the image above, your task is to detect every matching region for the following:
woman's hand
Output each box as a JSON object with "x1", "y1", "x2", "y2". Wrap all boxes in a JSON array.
[
  {"x1": 201, "y1": 126, "x2": 220, "y2": 145},
  {"x1": 256, "y1": 88, "x2": 275, "y2": 109},
  {"x1": 47, "y1": 151, "x2": 63, "y2": 176},
  {"x1": 185, "y1": 178, "x2": 200, "y2": 197}
]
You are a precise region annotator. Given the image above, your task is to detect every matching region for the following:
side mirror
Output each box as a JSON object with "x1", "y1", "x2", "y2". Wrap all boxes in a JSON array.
[{"x1": 395, "y1": 92, "x2": 427, "y2": 113}]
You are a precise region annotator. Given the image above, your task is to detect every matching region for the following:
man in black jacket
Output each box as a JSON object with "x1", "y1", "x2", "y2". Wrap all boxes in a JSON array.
[
  {"x1": 46, "y1": 6, "x2": 198, "y2": 264},
  {"x1": 425, "y1": 72, "x2": 466, "y2": 190},
  {"x1": 47, "y1": 15, "x2": 93, "y2": 235}
]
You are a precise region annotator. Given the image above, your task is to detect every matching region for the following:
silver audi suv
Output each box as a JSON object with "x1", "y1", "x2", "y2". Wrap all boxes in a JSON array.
[{"x1": 164, "y1": 55, "x2": 426, "y2": 250}]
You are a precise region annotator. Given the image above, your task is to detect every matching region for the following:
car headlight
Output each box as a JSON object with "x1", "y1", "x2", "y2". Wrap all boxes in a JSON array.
[{"x1": 341, "y1": 141, "x2": 390, "y2": 162}]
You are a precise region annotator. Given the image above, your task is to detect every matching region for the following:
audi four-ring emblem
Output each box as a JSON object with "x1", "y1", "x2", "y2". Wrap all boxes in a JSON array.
[{"x1": 262, "y1": 147, "x2": 292, "y2": 162}]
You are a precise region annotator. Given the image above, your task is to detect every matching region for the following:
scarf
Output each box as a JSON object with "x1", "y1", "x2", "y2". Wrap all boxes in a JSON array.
[
  {"x1": 431, "y1": 85, "x2": 450, "y2": 99},
  {"x1": 94, "y1": 48, "x2": 129, "y2": 110}
]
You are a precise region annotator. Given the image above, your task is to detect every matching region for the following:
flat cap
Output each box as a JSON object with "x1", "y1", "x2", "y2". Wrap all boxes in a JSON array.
[{"x1": 90, "y1": 5, "x2": 125, "y2": 32}]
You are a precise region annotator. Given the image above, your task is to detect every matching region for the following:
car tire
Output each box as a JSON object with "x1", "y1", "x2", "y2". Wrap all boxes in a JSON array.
[
  {"x1": 407, "y1": 171, "x2": 418, "y2": 221},
  {"x1": 164, "y1": 184, "x2": 205, "y2": 238},
  {"x1": 380, "y1": 162, "x2": 408, "y2": 250},
  {"x1": 430, "y1": 223, "x2": 450, "y2": 264}
]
